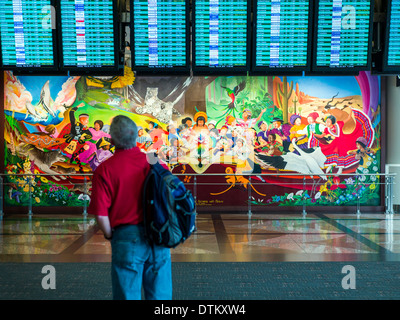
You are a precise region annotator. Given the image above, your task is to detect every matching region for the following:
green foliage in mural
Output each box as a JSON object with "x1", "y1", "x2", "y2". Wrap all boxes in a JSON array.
[
  {"x1": 4, "y1": 148, "x2": 87, "y2": 208},
  {"x1": 205, "y1": 76, "x2": 274, "y2": 127}
]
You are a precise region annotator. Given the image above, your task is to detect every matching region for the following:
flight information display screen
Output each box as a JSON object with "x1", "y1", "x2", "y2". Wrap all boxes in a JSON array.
[
  {"x1": 131, "y1": 0, "x2": 189, "y2": 74},
  {"x1": 385, "y1": 0, "x2": 400, "y2": 70},
  {"x1": 313, "y1": 0, "x2": 373, "y2": 71},
  {"x1": 193, "y1": 0, "x2": 250, "y2": 74},
  {"x1": 0, "y1": 0, "x2": 56, "y2": 70},
  {"x1": 252, "y1": 0, "x2": 312, "y2": 73},
  {"x1": 59, "y1": 0, "x2": 118, "y2": 71}
]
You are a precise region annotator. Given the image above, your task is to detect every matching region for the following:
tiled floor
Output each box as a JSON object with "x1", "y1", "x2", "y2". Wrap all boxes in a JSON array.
[{"x1": 1, "y1": 212, "x2": 400, "y2": 262}]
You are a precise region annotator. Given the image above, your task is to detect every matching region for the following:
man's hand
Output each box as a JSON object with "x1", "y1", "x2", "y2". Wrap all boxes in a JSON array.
[{"x1": 95, "y1": 215, "x2": 113, "y2": 240}]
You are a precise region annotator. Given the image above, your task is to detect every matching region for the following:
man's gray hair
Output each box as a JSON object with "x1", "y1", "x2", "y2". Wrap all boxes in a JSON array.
[{"x1": 110, "y1": 115, "x2": 138, "y2": 149}]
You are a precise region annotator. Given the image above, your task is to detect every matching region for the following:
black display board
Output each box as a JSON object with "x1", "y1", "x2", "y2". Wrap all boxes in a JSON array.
[
  {"x1": 311, "y1": 0, "x2": 374, "y2": 74},
  {"x1": 192, "y1": 0, "x2": 251, "y2": 75},
  {"x1": 57, "y1": 0, "x2": 122, "y2": 75},
  {"x1": 383, "y1": 0, "x2": 400, "y2": 73},
  {"x1": 251, "y1": 0, "x2": 313, "y2": 75},
  {"x1": 0, "y1": 0, "x2": 58, "y2": 73},
  {"x1": 131, "y1": 0, "x2": 190, "y2": 75}
]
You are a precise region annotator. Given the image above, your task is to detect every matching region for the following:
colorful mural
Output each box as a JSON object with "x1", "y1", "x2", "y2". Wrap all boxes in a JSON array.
[{"x1": 3, "y1": 69, "x2": 381, "y2": 208}]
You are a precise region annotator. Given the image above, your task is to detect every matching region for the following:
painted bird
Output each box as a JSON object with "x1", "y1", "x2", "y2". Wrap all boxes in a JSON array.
[
  {"x1": 255, "y1": 139, "x2": 327, "y2": 180},
  {"x1": 221, "y1": 81, "x2": 246, "y2": 110}
]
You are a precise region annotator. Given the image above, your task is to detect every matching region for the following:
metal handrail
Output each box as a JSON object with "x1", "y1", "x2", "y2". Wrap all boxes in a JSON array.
[
  {"x1": 0, "y1": 172, "x2": 395, "y2": 179},
  {"x1": 0, "y1": 172, "x2": 396, "y2": 218}
]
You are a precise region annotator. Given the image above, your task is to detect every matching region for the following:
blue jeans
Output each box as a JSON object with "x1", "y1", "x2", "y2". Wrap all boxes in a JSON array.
[{"x1": 110, "y1": 224, "x2": 172, "y2": 300}]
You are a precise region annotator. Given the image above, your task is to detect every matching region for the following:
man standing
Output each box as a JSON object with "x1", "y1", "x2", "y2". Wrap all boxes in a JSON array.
[{"x1": 88, "y1": 115, "x2": 172, "y2": 300}]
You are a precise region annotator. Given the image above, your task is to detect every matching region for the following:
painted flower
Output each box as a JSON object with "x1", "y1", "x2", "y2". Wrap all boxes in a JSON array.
[
  {"x1": 332, "y1": 176, "x2": 341, "y2": 185},
  {"x1": 330, "y1": 176, "x2": 346, "y2": 191},
  {"x1": 17, "y1": 179, "x2": 25, "y2": 188},
  {"x1": 6, "y1": 164, "x2": 17, "y2": 174},
  {"x1": 296, "y1": 190, "x2": 303, "y2": 196},
  {"x1": 319, "y1": 184, "x2": 328, "y2": 194},
  {"x1": 23, "y1": 184, "x2": 33, "y2": 193},
  {"x1": 41, "y1": 177, "x2": 48, "y2": 183},
  {"x1": 34, "y1": 197, "x2": 40, "y2": 203},
  {"x1": 344, "y1": 178, "x2": 354, "y2": 185},
  {"x1": 369, "y1": 183, "x2": 376, "y2": 190},
  {"x1": 287, "y1": 193, "x2": 294, "y2": 201},
  {"x1": 314, "y1": 192, "x2": 321, "y2": 200},
  {"x1": 78, "y1": 194, "x2": 91, "y2": 201}
]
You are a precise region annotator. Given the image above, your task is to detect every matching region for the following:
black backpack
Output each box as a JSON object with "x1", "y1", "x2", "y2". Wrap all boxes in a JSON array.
[{"x1": 142, "y1": 161, "x2": 196, "y2": 248}]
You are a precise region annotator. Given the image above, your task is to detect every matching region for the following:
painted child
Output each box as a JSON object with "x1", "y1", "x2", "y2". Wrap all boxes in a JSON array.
[
  {"x1": 264, "y1": 133, "x2": 283, "y2": 156},
  {"x1": 268, "y1": 117, "x2": 291, "y2": 153},
  {"x1": 289, "y1": 114, "x2": 308, "y2": 151},
  {"x1": 347, "y1": 136, "x2": 377, "y2": 172}
]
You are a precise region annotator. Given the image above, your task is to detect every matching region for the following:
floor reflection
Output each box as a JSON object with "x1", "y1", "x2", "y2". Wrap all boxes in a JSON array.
[{"x1": 0, "y1": 213, "x2": 399, "y2": 262}]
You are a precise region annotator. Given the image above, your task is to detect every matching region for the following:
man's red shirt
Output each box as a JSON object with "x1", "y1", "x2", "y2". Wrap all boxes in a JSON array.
[{"x1": 88, "y1": 147, "x2": 150, "y2": 228}]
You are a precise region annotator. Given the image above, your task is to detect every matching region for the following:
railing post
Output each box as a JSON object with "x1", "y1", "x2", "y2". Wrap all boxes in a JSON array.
[
  {"x1": 386, "y1": 211, "x2": 394, "y2": 252},
  {"x1": 302, "y1": 175, "x2": 307, "y2": 217},
  {"x1": 248, "y1": 175, "x2": 252, "y2": 217},
  {"x1": 83, "y1": 175, "x2": 88, "y2": 217},
  {"x1": 356, "y1": 175, "x2": 361, "y2": 217},
  {"x1": 385, "y1": 174, "x2": 394, "y2": 215},
  {"x1": 28, "y1": 176, "x2": 33, "y2": 217},
  {"x1": 194, "y1": 175, "x2": 197, "y2": 215},
  {"x1": 0, "y1": 176, "x2": 3, "y2": 220}
]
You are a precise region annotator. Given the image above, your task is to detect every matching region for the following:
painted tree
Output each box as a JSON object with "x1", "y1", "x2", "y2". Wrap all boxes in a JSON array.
[
  {"x1": 276, "y1": 76, "x2": 293, "y2": 123},
  {"x1": 292, "y1": 95, "x2": 298, "y2": 114}
]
